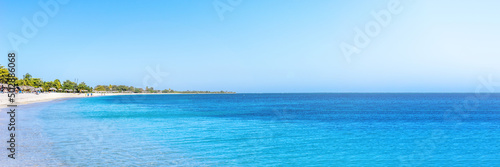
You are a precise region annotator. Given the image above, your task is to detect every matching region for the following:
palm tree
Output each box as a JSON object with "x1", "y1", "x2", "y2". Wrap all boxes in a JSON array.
[
  {"x1": 53, "y1": 79, "x2": 62, "y2": 91},
  {"x1": 42, "y1": 81, "x2": 53, "y2": 92},
  {"x1": 0, "y1": 65, "x2": 10, "y2": 84}
]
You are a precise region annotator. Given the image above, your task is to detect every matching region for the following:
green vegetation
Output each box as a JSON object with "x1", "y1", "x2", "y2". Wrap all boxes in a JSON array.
[
  {"x1": 0, "y1": 65, "x2": 16, "y2": 83},
  {"x1": 94, "y1": 85, "x2": 135, "y2": 93},
  {"x1": 0, "y1": 65, "x2": 235, "y2": 94},
  {"x1": 94, "y1": 85, "x2": 236, "y2": 94},
  {"x1": 161, "y1": 89, "x2": 235, "y2": 94}
]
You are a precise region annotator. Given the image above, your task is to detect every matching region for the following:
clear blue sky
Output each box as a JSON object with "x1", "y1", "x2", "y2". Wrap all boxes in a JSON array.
[{"x1": 1, "y1": 0, "x2": 500, "y2": 93}]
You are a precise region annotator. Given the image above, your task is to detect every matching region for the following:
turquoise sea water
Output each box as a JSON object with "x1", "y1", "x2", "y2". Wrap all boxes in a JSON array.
[{"x1": 9, "y1": 94, "x2": 500, "y2": 166}]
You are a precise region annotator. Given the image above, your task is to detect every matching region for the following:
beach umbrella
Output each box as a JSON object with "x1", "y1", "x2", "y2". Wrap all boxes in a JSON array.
[
  {"x1": 58, "y1": 88, "x2": 63, "y2": 91},
  {"x1": 49, "y1": 87, "x2": 57, "y2": 91}
]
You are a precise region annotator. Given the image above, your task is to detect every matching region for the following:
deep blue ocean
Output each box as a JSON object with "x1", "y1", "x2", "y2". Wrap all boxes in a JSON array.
[{"x1": 16, "y1": 94, "x2": 500, "y2": 166}]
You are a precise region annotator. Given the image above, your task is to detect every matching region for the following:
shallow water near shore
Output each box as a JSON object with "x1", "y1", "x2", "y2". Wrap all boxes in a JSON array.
[{"x1": 3, "y1": 94, "x2": 500, "y2": 166}]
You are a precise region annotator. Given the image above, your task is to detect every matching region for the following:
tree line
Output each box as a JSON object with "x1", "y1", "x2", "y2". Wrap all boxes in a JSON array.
[{"x1": 1, "y1": 65, "x2": 235, "y2": 94}]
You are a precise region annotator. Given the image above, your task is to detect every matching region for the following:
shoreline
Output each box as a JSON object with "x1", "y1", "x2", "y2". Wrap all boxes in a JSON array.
[
  {"x1": 0, "y1": 93, "x2": 126, "y2": 121},
  {"x1": 0, "y1": 92, "x2": 237, "y2": 109},
  {"x1": 0, "y1": 93, "x2": 109, "y2": 109}
]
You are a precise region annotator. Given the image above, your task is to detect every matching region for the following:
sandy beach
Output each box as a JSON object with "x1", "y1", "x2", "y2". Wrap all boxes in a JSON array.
[
  {"x1": 0, "y1": 93, "x2": 102, "y2": 165},
  {"x1": 0, "y1": 92, "x2": 221, "y2": 111},
  {"x1": 0, "y1": 93, "x2": 109, "y2": 109}
]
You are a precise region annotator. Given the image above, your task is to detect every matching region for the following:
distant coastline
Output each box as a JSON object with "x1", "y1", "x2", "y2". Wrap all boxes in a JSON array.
[
  {"x1": 0, "y1": 65, "x2": 235, "y2": 110},
  {"x1": 0, "y1": 92, "x2": 240, "y2": 109},
  {"x1": 1, "y1": 64, "x2": 235, "y2": 94}
]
